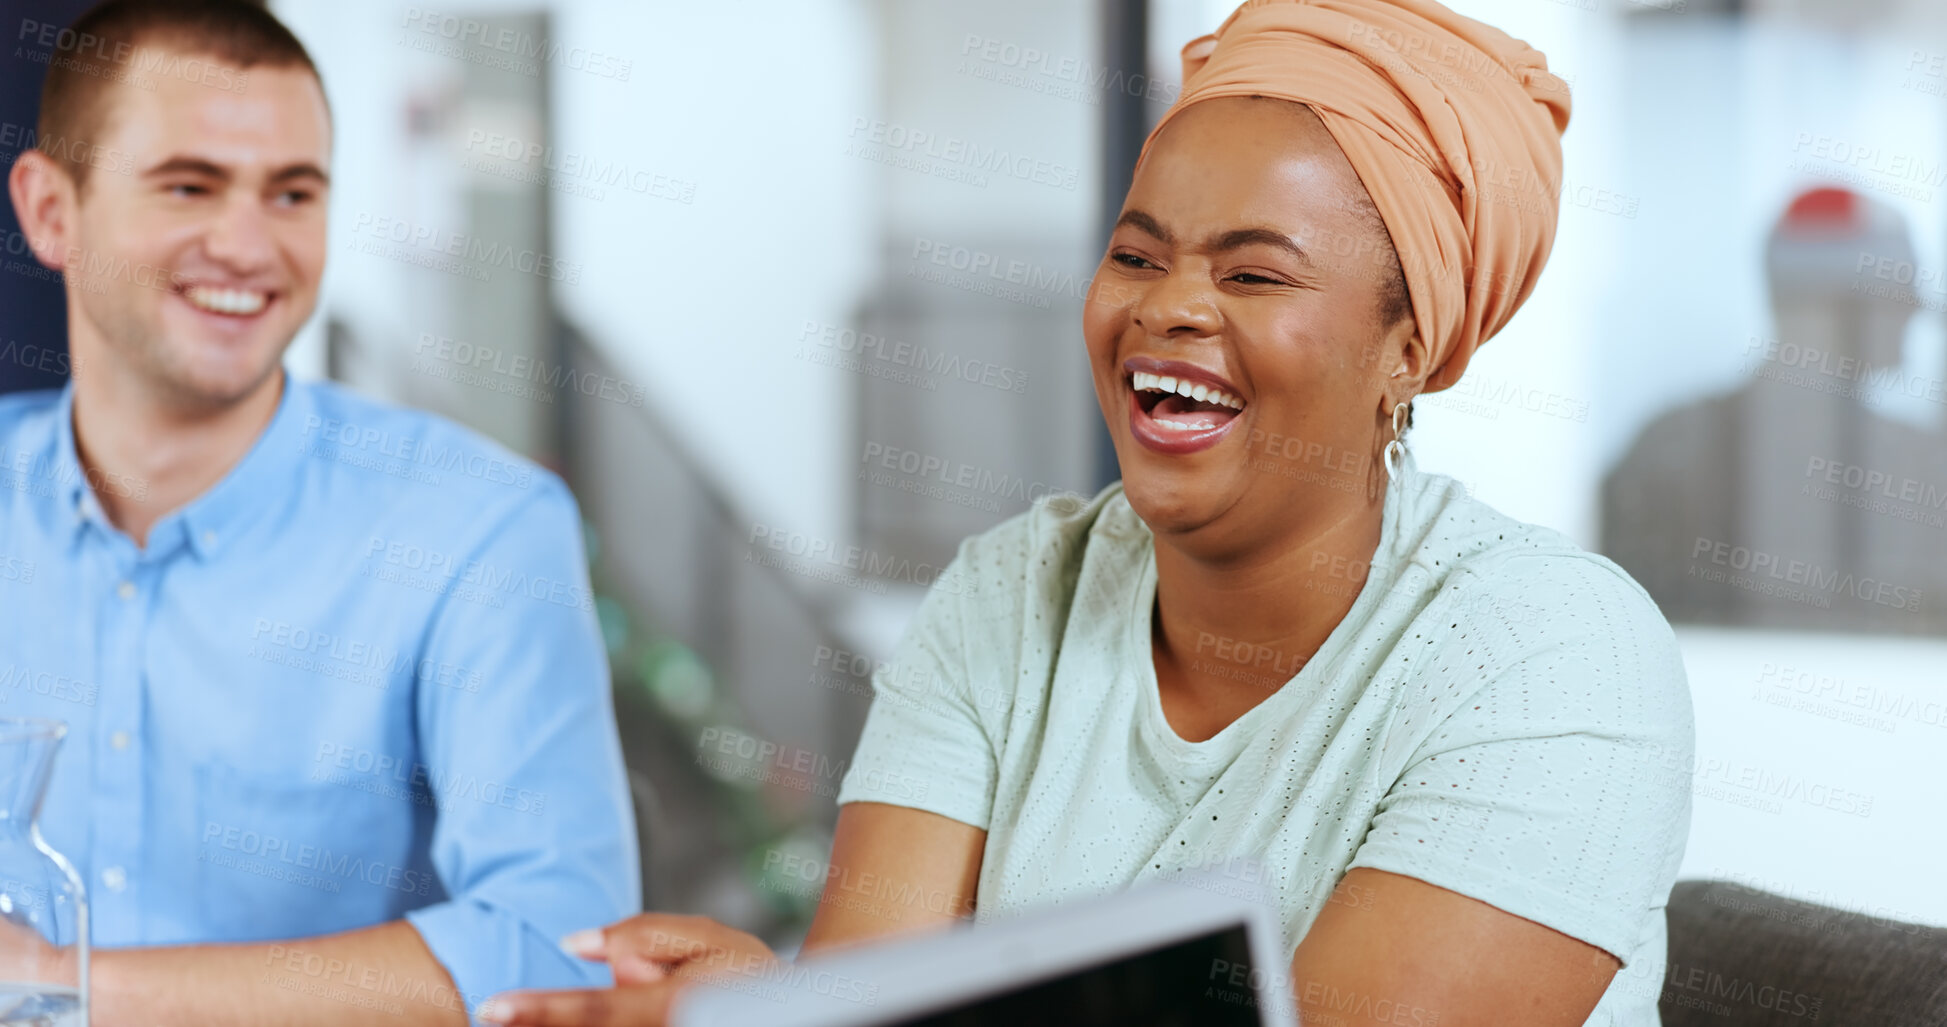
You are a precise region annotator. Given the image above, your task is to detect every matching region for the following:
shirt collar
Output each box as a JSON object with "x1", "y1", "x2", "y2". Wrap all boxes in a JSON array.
[
  {"x1": 49, "y1": 383, "x2": 92, "y2": 543},
  {"x1": 177, "y1": 373, "x2": 310, "y2": 560},
  {"x1": 55, "y1": 372, "x2": 312, "y2": 560}
]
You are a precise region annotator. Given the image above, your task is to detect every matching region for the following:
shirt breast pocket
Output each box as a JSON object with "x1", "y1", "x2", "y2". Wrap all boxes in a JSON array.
[{"x1": 193, "y1": 761, "x2": 439, "y2": 942}]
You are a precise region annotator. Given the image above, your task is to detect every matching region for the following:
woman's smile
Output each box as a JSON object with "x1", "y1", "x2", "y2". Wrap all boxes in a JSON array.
[{"x1": 1124, "y1": 355, "x2": 1249, "y2": 454}]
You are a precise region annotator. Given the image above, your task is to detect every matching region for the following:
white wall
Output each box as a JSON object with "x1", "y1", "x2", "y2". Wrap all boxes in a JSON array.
[
  {"x1": 1675, "y1": 626, "x2": 1947, "y2": 927},
  {"x1": 277, "y1": 0, "x2": 879, "y2": 543}
]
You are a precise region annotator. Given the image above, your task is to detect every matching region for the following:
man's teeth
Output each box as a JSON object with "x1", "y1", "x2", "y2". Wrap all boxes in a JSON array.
[
  {"x1": 184, "y1": 286, "x2": 268, "y2": 315},
  {"x1": 1130, "y1": 370, "x2": 1244, "y2": 410}
]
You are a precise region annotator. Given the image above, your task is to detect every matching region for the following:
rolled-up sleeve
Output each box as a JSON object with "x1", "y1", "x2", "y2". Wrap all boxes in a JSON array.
[
  {"x1": 837, "y1": 538, "x2": 1003, "y2": 831},
  {"x1": 402, "y1": 475, "x2": 639, "y2": 1012},
  {"x1": 1348, "y1": 555, "x2": 1695, "y2": 965}
]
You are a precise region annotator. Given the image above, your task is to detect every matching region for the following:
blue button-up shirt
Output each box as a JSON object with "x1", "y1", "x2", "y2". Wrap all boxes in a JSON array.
[{"x1": 0, "y1": 376, "x2": 639, "y2": 1013}]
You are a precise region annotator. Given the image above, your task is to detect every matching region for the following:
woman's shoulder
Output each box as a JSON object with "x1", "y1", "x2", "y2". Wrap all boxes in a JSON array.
[
  {"x1": 941, "y1": 482, "x2": 1143, "y2": 604},
  {"x1": 1404, "y1": 471, "x2": 1681, "y2": 661},
  {"x1": 1390, "y1": 472, "x2": 1694, "y2": 755}
]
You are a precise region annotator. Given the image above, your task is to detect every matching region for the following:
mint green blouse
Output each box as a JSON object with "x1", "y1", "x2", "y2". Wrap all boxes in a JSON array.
[{"x1": 838, "y1": 451, "x2": 1695, "y2": 1026}]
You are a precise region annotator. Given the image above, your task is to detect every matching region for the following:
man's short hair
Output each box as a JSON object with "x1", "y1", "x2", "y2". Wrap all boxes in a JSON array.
[{"x1": 35, "y1": 0, "x2": 325, "y2": 190}]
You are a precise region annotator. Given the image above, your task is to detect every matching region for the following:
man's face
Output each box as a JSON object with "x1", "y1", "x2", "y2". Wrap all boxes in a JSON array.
[{"x1": 64, "y1": 53, "x2": 330, "y2": 409}]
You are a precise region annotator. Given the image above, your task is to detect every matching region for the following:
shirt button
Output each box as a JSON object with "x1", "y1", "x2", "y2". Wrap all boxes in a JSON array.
[
  {"x1": 101, "y1": 866, "x2": 127, "y2": 892},
  {"x1": 116, "y1": 581, "x2": 136, "y2": 601},
  {"x1": 110, "y1": 731, "x2": 130, "y2": 751}
]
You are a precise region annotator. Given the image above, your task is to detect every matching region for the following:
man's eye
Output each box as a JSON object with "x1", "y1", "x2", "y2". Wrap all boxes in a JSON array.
[
  {"x1": 166, "y1": 184, "x2": 208, "y2": 197},
  {"x1": 1112, "y1": 253, "x2": 1156, "y2": 270},
  {"x1": 274, "y1": 190, "x2": 315, "y2": 207},
  {"x1": 1230, "y1": 272, "x2": 1281, "y2": 285}
]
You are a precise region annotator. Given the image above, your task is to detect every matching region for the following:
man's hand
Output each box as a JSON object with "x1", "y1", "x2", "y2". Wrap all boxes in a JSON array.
[{"x1": 480, "y1": 914, "x2": 778, "y2": 1026}]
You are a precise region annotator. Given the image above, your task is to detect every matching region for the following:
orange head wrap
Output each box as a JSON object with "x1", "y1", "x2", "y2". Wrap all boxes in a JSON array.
[{"x1": 1138, "y1": 0, "x2": 1572, "y2": 393}]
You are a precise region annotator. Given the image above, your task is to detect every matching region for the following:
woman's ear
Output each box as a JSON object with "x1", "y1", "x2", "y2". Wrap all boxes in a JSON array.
[{"x1": 1380, "y1": 316, "x2": 1430, "y2": 412}]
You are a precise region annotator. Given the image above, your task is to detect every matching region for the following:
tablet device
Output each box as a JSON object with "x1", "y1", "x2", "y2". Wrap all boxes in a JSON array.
[{"x1": 671, "y1": 875, "x2": 1298, "y2": 1027}]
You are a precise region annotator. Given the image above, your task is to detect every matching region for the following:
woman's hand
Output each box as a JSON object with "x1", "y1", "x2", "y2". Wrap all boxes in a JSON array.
[{"x1": 478, "y1": 914, "x2": 779, "y2": 1026}]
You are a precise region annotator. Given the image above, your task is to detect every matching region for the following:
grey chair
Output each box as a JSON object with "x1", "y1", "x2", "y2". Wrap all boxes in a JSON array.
[{"x1": 1661, "y1": 879, "x2": 1947, "y2": 1026}]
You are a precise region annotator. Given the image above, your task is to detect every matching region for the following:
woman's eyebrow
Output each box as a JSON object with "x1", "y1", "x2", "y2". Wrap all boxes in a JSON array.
[
  {"x1": 1207, "y1": 227, "x2": 1315, "y2": 268},
  {"x1": 1113, "y1": 209, "x2": 1172, "y2": 242}
]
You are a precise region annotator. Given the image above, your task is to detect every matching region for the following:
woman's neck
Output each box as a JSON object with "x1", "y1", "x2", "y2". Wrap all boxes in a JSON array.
[{"x1": 1148, "y1": 489, "x2": 1386, "y2": 742}]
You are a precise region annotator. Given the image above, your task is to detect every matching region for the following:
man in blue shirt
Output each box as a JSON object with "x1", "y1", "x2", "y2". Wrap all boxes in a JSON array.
[{"x1": 1, "y1": 1, "x2": 638, "y2": 1022}]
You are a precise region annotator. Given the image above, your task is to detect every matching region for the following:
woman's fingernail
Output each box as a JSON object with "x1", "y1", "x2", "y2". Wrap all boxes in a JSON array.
[
  {"x1": 560, "y1": 928, "x2": 606, "y2": 959},
  {"x1": 477, "y1": 997, "x2": 511, "y2": 1023}
]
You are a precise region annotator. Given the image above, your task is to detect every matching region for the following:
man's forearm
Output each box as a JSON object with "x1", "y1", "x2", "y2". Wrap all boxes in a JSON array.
[{"x1": 92, "y1": 919, "x2": 470, "y2": 1027}]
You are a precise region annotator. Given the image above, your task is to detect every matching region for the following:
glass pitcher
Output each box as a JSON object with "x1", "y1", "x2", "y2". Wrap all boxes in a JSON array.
[{"x1": 0, "y1": 718, "x2": 87, "y2": 1026}]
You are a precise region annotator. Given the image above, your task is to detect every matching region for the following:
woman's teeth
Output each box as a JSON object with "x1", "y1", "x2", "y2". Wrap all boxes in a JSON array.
[
  {"x1": 184, "y1": 286, "x2": 268, "y2": 315},
  {"x1": 1131, "y1": 371, "x2": 1244, "y2": 410}
]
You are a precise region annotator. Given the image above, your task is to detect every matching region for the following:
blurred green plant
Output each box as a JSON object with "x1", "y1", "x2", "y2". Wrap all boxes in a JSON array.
[{"x1": 586, "y1": 525, "x2": 832, "y2": 932}]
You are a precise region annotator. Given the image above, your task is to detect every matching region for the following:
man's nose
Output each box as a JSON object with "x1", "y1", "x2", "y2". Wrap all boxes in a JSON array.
[{"x1": 200, "y1": 192, "x2": 278, "y2": 274}]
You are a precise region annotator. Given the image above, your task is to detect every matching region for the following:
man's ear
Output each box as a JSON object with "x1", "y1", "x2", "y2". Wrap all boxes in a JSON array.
[{"x1": 8, "y1": 149, "x2": 78, "y2": 273}]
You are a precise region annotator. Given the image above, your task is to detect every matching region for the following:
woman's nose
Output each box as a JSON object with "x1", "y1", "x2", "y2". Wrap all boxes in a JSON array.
[{"x1": 1131, "y1": 267, "x2": 1221, "y2": 339}]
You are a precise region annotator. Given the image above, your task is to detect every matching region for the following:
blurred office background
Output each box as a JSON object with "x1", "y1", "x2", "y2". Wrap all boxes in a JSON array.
[{"x1": 4, "y1": 0, "x2": 1945, "y2": 954}]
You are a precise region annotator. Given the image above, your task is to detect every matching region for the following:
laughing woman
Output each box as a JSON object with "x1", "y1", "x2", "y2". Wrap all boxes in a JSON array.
[{"x1": 485, "y1": 1, "x2": 1693, "y2": 1025}]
